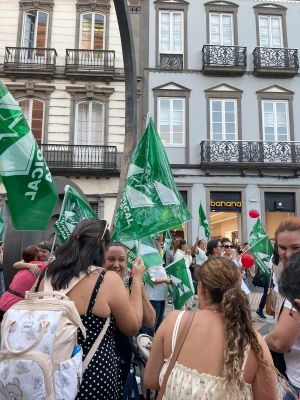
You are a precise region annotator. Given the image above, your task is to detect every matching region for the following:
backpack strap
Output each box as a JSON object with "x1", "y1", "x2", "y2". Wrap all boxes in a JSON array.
[{"x1": 43, "y1": 265, "x2": 103, "y2": 294}]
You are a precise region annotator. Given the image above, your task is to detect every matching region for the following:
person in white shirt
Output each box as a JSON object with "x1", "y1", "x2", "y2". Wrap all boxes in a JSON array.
[{"x1": 191, "y1": 237, "x2": 207, "y2": 281}]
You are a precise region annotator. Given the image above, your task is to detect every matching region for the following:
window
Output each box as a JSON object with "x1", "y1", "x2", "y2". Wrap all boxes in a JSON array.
[
  {"x1": 158, "y1": 97, "x2": 185, "y2": 146},
  {"x1": 262, "y1": 100, "x2": 289, "y2": 141},
  {"x1": 74, "y1": 101, "x2": 104, "y2": 146},
  {"x1": 209, "y1": 13, "x2": 233, "y2": 45},
  {"x1": 22, "y1": 10, "x2": 48, "y2": 49},
  {"x1": 259, "y1": 16, "x2": 282, "y2": 48},
  {"x1": 159, "y1": 11, "x2": 183, "y2": 54},
  {"x1": 80, "y1": 13, "x2": 105, "y2": 50},
  {"x1": 210, "y1": 99, "x2": 237, "y2": 140},
  {"x1": 19, "y1": 98, "x2": 45, "y2": 144}
]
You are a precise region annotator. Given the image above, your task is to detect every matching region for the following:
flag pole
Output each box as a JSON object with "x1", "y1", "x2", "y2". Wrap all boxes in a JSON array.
[{"x1": 50, "y1": 185, "x2": 70, "y2": 257}]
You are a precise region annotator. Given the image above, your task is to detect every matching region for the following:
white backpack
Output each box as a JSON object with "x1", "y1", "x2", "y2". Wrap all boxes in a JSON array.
[{"x1": 0, "y1": 268, "x2": 110, "y2": 400}]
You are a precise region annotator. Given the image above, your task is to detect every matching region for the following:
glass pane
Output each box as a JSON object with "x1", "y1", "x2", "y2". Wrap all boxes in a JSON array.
[
  {"x1": 159, "y1": 124, "x2": 170, "y2": 144},
  {"x1": 225, "y1": 111, "x2": 235, "y2": 122},
  {"x1": 76, "y1": 102, "x2": 89, "y2": 144},
  {"x1": 225, "y1": 101, "x2": 234, "y2": 112},
  {"x1": 259, "y1": 17, "x2": 270, "y2": 47},
  {"x1": 173, "y1": 125, "x2": 183, "y2": 144},
  {"x1": 159, "y1": 99, "x2": 170, "y2": 124},
  {"x1": 278, "y1": 134, "x2": 287, "y2": 141},
  {"x1": 276, "y1": 102, "x2": 286, "y2": 114},
  {"x1": 264, "y1": 113, "x2": 274, "y2": 126},
  {"x1": 226, "y1": 133, "x2": 236, "y2": 140},
  {"x1": 212, "y1": 122, "x2": 222, "y2": 134},
  {"x1": 23, "y1": 12, "x2": 36, "y2": 48},
  {"x1": 277, "y1": 126, "x2": 287, "y2": 136},
  {"x1": 271, "y1": 17, "x2": 281, "y2": 47},
  {"x1": 263, "y1": 102, "x2": 273, "y2": 113},
  {"x1": 91, "y1": 102, "x2": 103, "y2": 145},
  {"x1": 19, "y1": 99, "x2": 30, "y2": 123},
  {"x1": 225, "y1": 123, "x2": 235, "y2": 134},
  {"x1": 172, "y1": 13, "x2": 183, "y2": 52},
  {"x1": 212, "y1": 111, "x2": 222, "y2": 123},
  {"x1": 277, "y1": 112, "x2": 287, "y2": 125},
  {"x1": 81, "y1": 14, "x2": 92, "y2": 49},
  {"x1": 211, "y1": 100, "x2": 221, "y2": 112},
  {"x1": 94, "y1": 14, "x2": 105, "y2": 50},
  {"x1": 160, "y1": 12, "x2": 170, "y2": 52},
  {"x1": 210, "y1": 14, "x2": 220, "y2": 45},
  {"x1": 222, "y1": 15, "x2": 232, "y2": 46},
  {"x1": 212, "y1": 133, "x2": 222, "y2": 141},
  {"x1": 36, "y1": 12, "x2": 48, "y2": 49}
]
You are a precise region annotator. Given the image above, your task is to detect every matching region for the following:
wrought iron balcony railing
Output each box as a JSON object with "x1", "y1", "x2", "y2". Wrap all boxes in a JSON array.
[
  {"x1": 200, "y1": 140, "x2": 300, "y2": 168},
  {"x1": 65, "y1": 49, "x2": 115, "y2": 72},
  {"x1": 4, "y1": 47, "x2": 57, "y2": 72},
  {"x1": 159, "y1": 53, "x2": 183, "y2": 70},
  {"x1": 202, "y1": 45, "x2": 247, "y2": 75},
  {"x1": 253, "y1": 47, "x2": 299, "y2": 76},
  {"x1": 40, "y1": 144, "x2": 118, "y2": 172}
]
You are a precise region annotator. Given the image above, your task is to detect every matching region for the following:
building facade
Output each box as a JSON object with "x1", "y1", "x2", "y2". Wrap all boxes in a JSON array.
[
  {"x1": 0, "y1": 0, "x2": 130, "y2": 226},
  {"x1": 138, "y1": 0, "x2": 300, "y2": 243}
]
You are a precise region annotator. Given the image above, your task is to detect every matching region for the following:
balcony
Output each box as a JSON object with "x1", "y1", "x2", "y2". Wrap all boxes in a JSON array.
[
  {"x1": 4, "y1": 47, "x2": 57, "y2": 78},
  {"x1": 200, "y1": 140, "x2": 300, "y2": 169},
  {"x1": 253, "y1": 47, "x2": 299, "y2": 77},
  {"x1": 202, "y1": 45, "x2": 247, "y2": 76},
  {"x1": 159, "y1": 53, "x2": 183, "y2": 70},
  {"x1": 40, "y1": 144, "x2": 119, "y2": 176},
  {"x1": 65, "y1": 49, "x2": 115, "y2": 80}
]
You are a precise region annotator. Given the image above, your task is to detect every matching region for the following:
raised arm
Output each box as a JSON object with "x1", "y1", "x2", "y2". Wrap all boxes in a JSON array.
[
  {"x1": 13, "y1": 261, "x2": 41, "y2": 277},
  {"x1": 103, "y1": 258, "x2": 145, "y2": 336},
  {"x1": 141, "y1": 285, "x2": 156, "y2": 328}
]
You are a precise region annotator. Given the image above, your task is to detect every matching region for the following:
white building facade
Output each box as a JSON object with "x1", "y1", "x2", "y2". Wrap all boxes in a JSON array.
[
  {"x1": 0, "y1": 0, "x2": 131, "y2": 225},
  {"x1": 138, "y1": 0, "x2": 300, "y2": 243}
]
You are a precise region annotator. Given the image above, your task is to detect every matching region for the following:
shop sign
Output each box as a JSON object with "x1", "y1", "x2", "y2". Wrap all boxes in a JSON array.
[{"x1": 210, "y1": 192, "x2": 242, "y2": 212}]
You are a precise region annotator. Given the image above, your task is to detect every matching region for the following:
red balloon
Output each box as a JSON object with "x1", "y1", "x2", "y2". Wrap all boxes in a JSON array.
[
  {"x1": 249, "y1": 209, "x2": 260, "y2": 218},
  {"x1": 241, "y1": 253, "x2": 255, "y2": 269}
]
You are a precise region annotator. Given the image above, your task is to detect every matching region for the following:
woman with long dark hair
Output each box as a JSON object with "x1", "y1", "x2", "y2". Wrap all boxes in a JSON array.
[{"x1": 38, "y1": 218, "x2": 145, "y2": 399}]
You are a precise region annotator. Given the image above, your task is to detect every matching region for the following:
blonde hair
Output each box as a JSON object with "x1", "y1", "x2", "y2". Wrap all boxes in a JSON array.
[
  {"x1": 275, "y1": 216, "x2": 300, "y2": 241},
  {"x1": 173, "y1": 239, "x2": 186, "y2": 255},
  {"x1": 198, "y1": 257, "x2": 266, "y2": 390}
]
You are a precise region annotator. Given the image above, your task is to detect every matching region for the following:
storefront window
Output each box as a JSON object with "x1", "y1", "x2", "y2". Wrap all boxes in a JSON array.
[{"x1": 265, "y1": 192, "x2": 295, "y2": 238}]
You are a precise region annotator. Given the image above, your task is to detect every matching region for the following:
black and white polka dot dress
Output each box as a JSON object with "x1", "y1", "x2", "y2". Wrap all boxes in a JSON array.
[{"x1": 76, "y1": 272, "x2": 122, "y2": 399}]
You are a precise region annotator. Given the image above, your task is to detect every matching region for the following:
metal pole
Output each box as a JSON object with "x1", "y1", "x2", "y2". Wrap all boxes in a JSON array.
[{"x1": 112, "y1": 0, "x2": 138, "y2": 227}]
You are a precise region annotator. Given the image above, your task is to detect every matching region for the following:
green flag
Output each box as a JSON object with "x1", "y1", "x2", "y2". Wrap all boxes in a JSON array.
[
  {"x1": 246, "y1": 235, "x2": 273, "y2": 281},
  {"x1": 0, "y1": 210, "x2": 5, "y2": 241},
  {"x1": 113, "y1": 118, "x2": 192, "y2": 241},
  {"x1": 54, "y1": 185, "x2": 96, "y2": 243},
  {"x1": 0, "y1": 82, "x2": 58, "y2": 230},
  {"x1": 199, "y1": 203, "x2": 210, "y2": 238},
  {"x1": 122, "y1": 236, "x2": 164, "y2": 270},
  {"x1": 163, "y1": 230, "x2": 173, "y2": 254},
  {"x1": 249, "y1": 219, "x2": 267, "y2": 246},
  {"x1": 165, "y1": 258, "x2": 194, "y2": 310}
]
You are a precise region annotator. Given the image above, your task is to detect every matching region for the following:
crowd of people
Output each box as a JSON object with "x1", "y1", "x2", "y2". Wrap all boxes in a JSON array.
[{"x1": 0, "y1": 216, "x2": 299, "y2": 399}]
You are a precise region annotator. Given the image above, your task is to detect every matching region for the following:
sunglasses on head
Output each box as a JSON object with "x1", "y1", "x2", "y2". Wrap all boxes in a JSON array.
[{"x1": 222, "y1": 245, "x2": 234, "y2": 249}]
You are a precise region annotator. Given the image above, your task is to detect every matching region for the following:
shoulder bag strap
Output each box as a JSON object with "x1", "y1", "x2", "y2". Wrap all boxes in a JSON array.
[
  {"x1": 156, "y1": 311, "x2": 196, "y2": 400},
  {"x1": 82, "y1": 315, "x2": 111, "y2": 372}
]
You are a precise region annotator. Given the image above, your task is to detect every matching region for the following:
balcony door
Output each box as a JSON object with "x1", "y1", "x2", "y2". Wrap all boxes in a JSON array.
[
  {"x1": 209, "y1": 13, "x2": 233, "y2": 46},
  {"x1": 262, "y1": 100, "x2": 289, "y2": 142},
  {"x1": 210, "y1": 99, "x2": 237, "y2": 141},
  {"x1": 74, "y1": 101, "x2": 104, "y2": 165},
  {"x1": 159, "y1": 11, "x2": 184, "y2": 69},
  {"x1": 19, "y1": 98, "x2": 45, "y2": 145},
  {"x1": 79, "y1": 13, "x2": 105, "y2": 67},
  {"x1": 259, "y1": 16, "x2": 282, "y2": 48},
  {"x1": 22, "y1": 11, "x2": 49, "y2": 62}
]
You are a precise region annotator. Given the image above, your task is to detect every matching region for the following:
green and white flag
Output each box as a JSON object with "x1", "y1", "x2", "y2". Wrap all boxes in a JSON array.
[
  {"x1": 165, "y1": 258, "x2": 194, "y2": 310},
  {"x1": 246, "y1": 235, "x2": 273, "y2": 281},
  {"x1": 113, "y1": 118, "x2": 192, "y2": 241},
  {"x1": 249, "y1": 219, "x2": 267, "y2": 246},
  {"x1": 122, "y1": 236, "x2": 164, "y2": 270},
  {"x1": 199, "y1": 203, "x2": 210, "y2": 238},
  {"x1": 0, "y1": 210, "x2": 5, "y2": 241},
  {"x1": 54, "y1": 185, "x2": 96, "y2": 243},
  {"x1": 0, "y1": 82, "x2": 58, "y2": 230},
  {"x1": 163, "y1": 230, "x2": 173, "y2": 254}
]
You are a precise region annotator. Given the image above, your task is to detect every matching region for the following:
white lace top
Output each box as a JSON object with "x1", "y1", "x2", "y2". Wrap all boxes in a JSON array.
[{"x1": 159, "y1": 311, "x2": 253, "y2": 400}]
